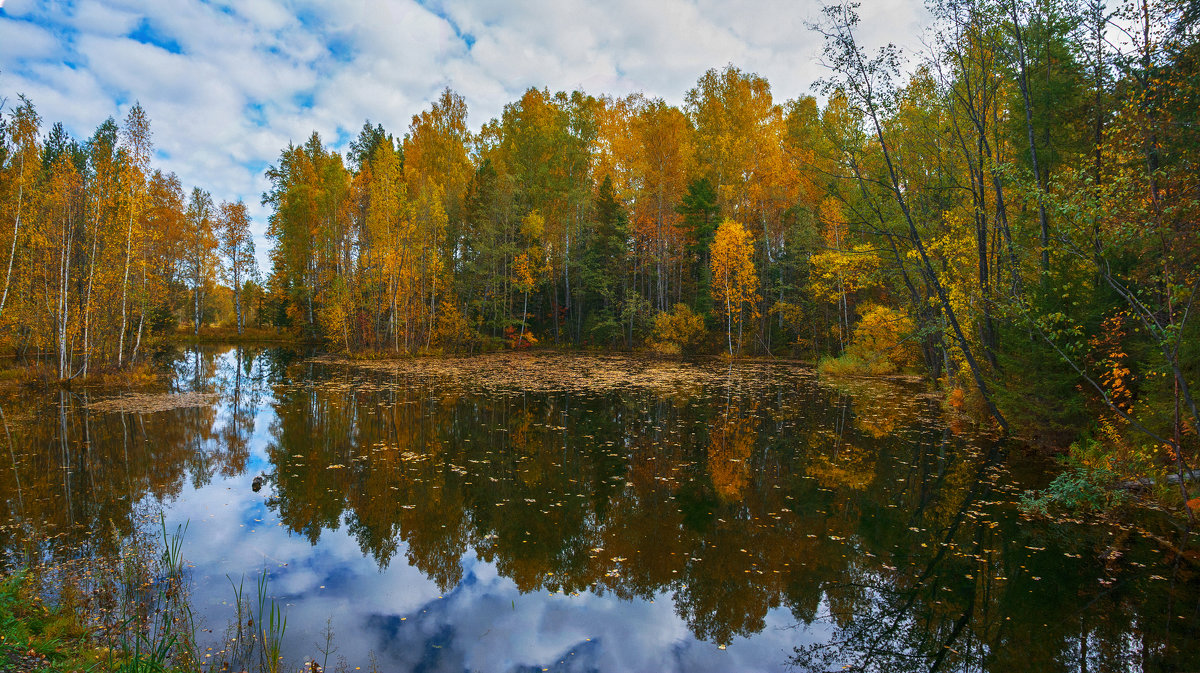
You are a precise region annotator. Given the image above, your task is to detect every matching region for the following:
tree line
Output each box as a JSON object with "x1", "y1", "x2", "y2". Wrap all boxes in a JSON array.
[
  {"x1": 0, "y1": 99, "x2": 258, "y2": 378},
  {"x1": 2, "y1": 0, "x2": 1196, "y2": 482},
  {"x1": 256, "y1": 0, "x2": 1198, "y2": 483}
]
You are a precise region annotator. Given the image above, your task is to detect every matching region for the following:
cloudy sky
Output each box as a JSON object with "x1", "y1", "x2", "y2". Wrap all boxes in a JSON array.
[{"x1": 0, "y1": 0, "x2": 929, "y2": 263}]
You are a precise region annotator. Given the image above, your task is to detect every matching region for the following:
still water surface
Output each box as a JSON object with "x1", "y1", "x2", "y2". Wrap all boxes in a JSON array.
[{"x1": 1, "y1": 346, "x2": 1197, "y2": 672}]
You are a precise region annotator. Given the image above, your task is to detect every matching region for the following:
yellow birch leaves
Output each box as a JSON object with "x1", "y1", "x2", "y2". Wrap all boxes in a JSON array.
[{"x1": 710, "y1": 219, "x2": 759, "y2": 355}]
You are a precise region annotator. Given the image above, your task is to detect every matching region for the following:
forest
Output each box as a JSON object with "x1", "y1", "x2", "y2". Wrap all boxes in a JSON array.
[{"x1": 0, "y1": 1, "x2": 1197, "y2": 498}]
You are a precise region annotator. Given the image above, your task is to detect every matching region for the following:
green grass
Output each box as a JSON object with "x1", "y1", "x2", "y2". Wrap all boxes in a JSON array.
[
  {"x1": 817, "y1": 352, "x2": 900, "y2": 376},
  {"x1": 0, "y1": 570, "x2": 108, "y2": 671}
]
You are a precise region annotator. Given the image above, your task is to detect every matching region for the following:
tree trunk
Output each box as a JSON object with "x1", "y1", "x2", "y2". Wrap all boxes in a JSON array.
[
  {"x1": 117, "y1": 207, "x2": 134, "y2": 367},
  {"x1": 234, "y1": 243, "x2": 243, "y2": 336},
  {"x1": 726, "y1": 294, "x2": 734, "y2": 356},
  {"x1": 518, "y1": 289, "x2": 529, "y2": 348},
  {"x1": 194, "y1": 249, "x2": 203, "y2": 336},
  {"x1": 1005, "y1": 0, "x2": 1051, "y2": 278},
  {"x1": 79, "y1": 198, "x2": 101, "y2": 379},
  {"x1": 0, "y1": 159, "x2": 25, "y2": 318},
  {"x1": 131, "y1": 244, "x2": 149, "y2": 365}
]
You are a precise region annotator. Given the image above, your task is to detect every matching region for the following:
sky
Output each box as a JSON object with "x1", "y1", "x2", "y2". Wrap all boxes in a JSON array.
[{"x1": 0, "y1": 0, "x2": 930, "y2": 268}]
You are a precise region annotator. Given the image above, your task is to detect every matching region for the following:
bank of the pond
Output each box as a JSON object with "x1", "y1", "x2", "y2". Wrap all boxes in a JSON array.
[
  {"x1": 0, "y1": 563, "x2": 365, "y2": 673},
  {"x1": 174, "y1": 326, "x2": 317, "y2": 346},
  {"x1": 0, "y1": 572, "x2": 106, "y2": 672}
]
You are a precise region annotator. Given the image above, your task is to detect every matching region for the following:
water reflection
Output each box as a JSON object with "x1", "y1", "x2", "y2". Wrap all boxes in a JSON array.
[{"x1": 0, "y1": 346, "x2": 1196, "y2": 672}]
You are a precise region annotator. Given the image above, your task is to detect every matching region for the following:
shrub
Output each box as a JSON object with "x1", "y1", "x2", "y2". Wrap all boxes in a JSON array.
[
  {"x1": 1019, "y1": 459, "x2": 1126, "y2": 515},
  {"x1": 504, "y1": 325, "x2": 538, "y2": 349},
  {"x1": 846, "y1": 304, "x2": 918, "y2": 371},
  {"x1": 651, "y1": 304, "x2": 707, "y2": 354},
  {"x1": 819, "y1": 304, "x2": 919, "y2": 375},
  {"x1": 1019, "y1": 432, "x2": 1140, "y2": 515},
  {"x1": 432, "y1": 300, "x2": 480, "y2": 352}
]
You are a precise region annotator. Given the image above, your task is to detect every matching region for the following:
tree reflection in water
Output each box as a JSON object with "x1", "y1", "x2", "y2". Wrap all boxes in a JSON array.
[{"x1": 0, "y1": 346, "x2": 1196, "y2": 672}]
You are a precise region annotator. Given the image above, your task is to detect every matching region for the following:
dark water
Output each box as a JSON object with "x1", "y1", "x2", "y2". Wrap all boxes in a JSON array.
[{"x1": 1, "y1": 345, "x2": 1197, "y2": 672}]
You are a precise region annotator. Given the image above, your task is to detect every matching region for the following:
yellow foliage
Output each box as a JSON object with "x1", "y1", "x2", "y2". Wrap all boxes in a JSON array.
[
  {"x1": 650, "y1": 304, "x2": 707, "y2": 354},
  {"x1": 521, "y1": 210, "x2": 545, "y2": 241},
  {"x1": 710, "y1": 219, "x2": 759, "y2": 355},
  {"x1": 1090, "y1": 313, "x2": 1134, "y2": 414},
  {"x1": 819, "y1": 195, "x2": 848, "y2": 249},
  {"x1": 819, "y1": 304, "x2": 919, "y2": 375},
  {"x1": 513, "y1": 252, "x2": 538, "y2": 293},
  {"x1": 847, "y1": 304, "x2": 918, "y2": 370},
  {"x1": 809, "y1": 244, "x2": 881, "y2": 304},
  {"x1": 432, "y1": 299, "x2": 475, "y2": 352},
  {"x1": 770, "y1": 301, "x2": 809, "y2": 347}
]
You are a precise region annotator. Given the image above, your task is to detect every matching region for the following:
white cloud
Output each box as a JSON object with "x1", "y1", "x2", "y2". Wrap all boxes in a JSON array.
[
  {"x1": 1, "y1": 0, "x2": 929, "y2": 270},
  {"x1": 0, "y1": 15, "x2": 58, "y2": 58}
]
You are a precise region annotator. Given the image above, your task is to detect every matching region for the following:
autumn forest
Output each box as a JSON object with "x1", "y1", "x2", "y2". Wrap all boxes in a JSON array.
[{"x1": 1, "y1": 0, "x2": 1198, "y2": 494}]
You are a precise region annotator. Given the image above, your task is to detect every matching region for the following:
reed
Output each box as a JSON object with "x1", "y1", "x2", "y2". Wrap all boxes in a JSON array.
[{"x1": 1, "y1": 514, "x2": 311, "y2": 673}]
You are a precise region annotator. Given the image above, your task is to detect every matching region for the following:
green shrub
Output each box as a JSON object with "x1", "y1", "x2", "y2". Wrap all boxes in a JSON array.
[{"x1": 1019, "y1": 458, "x2": 1127, "y2": 515}]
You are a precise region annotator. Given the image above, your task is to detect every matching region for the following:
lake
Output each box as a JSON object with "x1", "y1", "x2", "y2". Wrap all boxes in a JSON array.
[{"x1": 1, "y1": 345, "x2": 1196, "y2": 672}]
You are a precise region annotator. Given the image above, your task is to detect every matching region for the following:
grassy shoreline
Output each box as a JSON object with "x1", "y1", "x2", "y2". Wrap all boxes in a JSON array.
[
  {"x1": 0, "y1": 516, "x2": 304, "y2": 673},
  {"x1": 2, "y1": 335, "x2": 826, "y2": 390},
  {"x1": 0, "y1": 571, "x2": 108, "y2": 672}
]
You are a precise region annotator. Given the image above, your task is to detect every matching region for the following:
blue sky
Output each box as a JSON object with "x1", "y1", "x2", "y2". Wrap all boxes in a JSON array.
[{"x1": 1, "y1": 0, "x2": 929, "y2": 268}]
